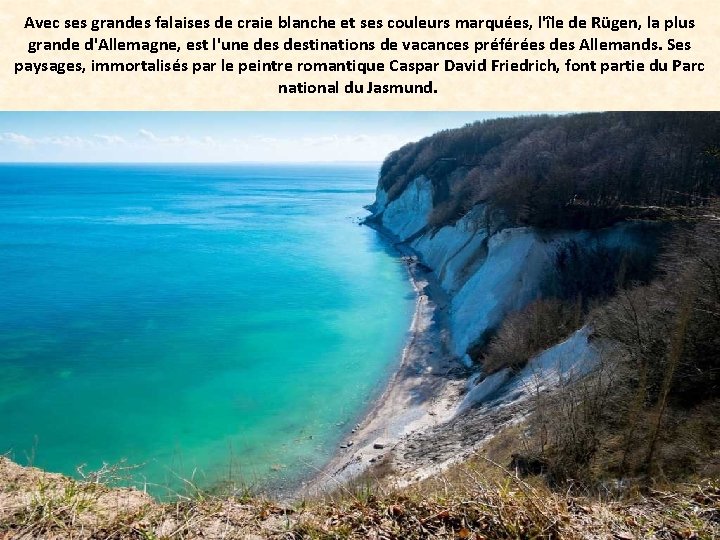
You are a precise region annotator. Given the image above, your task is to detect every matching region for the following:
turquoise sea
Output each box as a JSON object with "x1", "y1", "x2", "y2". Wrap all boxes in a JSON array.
[{"x1": 0, "y1": 164, "x2": 414, "y2": 496}]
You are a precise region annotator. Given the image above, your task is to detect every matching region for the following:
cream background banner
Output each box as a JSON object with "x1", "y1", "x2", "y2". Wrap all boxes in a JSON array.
[{"x1": 0, "y1": 0, "x2": 716, "y2": 110}]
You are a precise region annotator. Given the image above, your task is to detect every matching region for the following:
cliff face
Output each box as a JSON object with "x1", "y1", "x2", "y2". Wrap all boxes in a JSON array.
[
  {"x1": 369, "y1": 111, "x2": 720, "y2": 370},
  {"x1": 366, "y1": 115, "x2": 720, "y2": 491},
  {"x1": 369, "y1": 178, "x2": 651, "y2": 360}
]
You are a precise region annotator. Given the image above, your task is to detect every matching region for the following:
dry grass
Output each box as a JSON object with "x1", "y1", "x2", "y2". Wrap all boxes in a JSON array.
[{"x1": 2, "y1": 455, "x2": 718, "y2": 539}]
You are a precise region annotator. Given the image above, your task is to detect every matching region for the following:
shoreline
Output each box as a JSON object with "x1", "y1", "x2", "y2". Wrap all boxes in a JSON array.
[
  {"x1": 0, "y1": 221, "x2": 470, "y2": 502},
  {"x1": 297, "y1": 225, "x2": 469, "y2": 498}
]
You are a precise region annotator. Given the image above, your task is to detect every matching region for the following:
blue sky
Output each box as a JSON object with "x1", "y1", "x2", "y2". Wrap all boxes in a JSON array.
[{"x1": 0, "y1": 112, "x2": 540, "y2": 163}]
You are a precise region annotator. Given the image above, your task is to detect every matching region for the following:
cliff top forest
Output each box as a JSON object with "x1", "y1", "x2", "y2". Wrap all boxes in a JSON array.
[
  {"x1": 379, "y1": 112, "x2": 720, "y2": 230},
  {"x1": 376, "y1": 111, "x2": 720, "y2": 494},
  {"x1": 3, "y1": 113, "x2": 720, "y2": 539}
]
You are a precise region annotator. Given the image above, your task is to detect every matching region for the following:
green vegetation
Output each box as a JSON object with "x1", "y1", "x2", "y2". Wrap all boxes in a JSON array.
[
  {"x1": 2, "y1": 456, "x2": 718, "y2": 539},
  {"x1": 4, "y1": 113, "x2": 719, "y2": 538}
]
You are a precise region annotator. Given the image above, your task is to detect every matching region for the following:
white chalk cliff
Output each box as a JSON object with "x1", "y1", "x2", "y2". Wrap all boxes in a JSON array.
[{"x1": 369, "y1": 177, "x2": 646, "y2": 361}]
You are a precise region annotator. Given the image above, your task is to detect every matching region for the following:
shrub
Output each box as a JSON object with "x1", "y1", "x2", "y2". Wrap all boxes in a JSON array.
[
  {"x1": 481, "y1": 298, "x2": 583, "y2": 374},
  {"x1": 526, "y1": 213, "x2": 720, "y2": 485}
]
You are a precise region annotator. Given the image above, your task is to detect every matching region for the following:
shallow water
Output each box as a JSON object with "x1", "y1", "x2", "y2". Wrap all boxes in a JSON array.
[{"x1": 0, "y1": 163, "x2": 414, "y2": 496}]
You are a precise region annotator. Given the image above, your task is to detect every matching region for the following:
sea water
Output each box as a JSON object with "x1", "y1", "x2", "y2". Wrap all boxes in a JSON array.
[{"x1": 0, "y1": 163, "x2": 414, "y2": 496}]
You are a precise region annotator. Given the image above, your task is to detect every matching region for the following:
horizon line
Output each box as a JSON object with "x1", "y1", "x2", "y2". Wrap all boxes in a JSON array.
[{"x1": 0, "y1": 160, "x2": 383, "y2": 165}]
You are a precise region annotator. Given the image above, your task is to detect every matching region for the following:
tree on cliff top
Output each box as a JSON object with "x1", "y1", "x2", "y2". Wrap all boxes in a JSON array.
[{"x1": 379, "y1": 112, "x2": 720, "y2": 230}]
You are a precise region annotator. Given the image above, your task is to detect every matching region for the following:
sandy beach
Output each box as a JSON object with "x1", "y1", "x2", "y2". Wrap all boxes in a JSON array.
[
  {"x1": 295, "y1": 219, "x2": 592, "y2": 498},
  {"x1": 298, "y1": 228, "x2": 472, "y2": 497}
]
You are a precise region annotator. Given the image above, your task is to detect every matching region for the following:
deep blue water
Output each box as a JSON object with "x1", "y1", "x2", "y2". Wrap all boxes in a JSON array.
[{"x1": 0, "y1": 163, "x2": 414, "y2": 495}]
